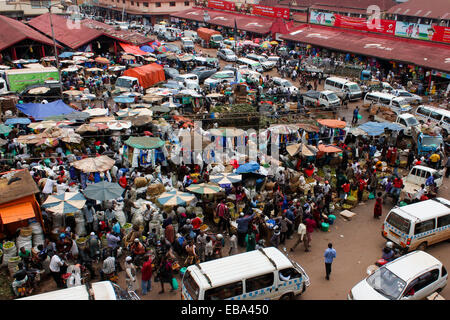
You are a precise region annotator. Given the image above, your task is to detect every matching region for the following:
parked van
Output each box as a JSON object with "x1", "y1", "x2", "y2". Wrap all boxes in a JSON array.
[
  {"x1": 175, "y1": 73, "x2": 199, "y2": 86},
  {"x1": 363, "y1": 91, "x2": 412, "y2": 114},
  {"x1": 382, "y1": 197, "x2": 450, "y2": 252},
  {"x1": 18, "y1": 281, "x2": 138, "y2": 300},
  {"x1": 183, "y1": 30, "x2": 198, "y2": 42},
  {"x1": 236, "y1": 58, "x2": 264, "y2": 73},
  {"x1": 181, "y1": 247, "x2": 310, "y2": 300},
  {"x1": 324, "y1": 77, "x2": 362, "y2": 100},
  {"x1": 245, "y1": 54, "x2": 276, "y2": 71},
  {"x1": 181, "y1": 37, "x2": 195, "y2": 51},
  {"x1": 415, "y1": 105, "x2": 450, "y2": 137}
]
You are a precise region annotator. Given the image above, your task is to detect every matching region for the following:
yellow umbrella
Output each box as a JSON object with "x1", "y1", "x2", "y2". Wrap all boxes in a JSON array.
[{"x1": 270, "y1": 41, "x2": 279, "y2": 45}]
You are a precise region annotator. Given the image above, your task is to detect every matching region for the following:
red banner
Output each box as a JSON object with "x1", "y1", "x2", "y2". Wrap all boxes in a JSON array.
[
  {"x1": 207, "y1": 0, "x2": 235, "y2": 11},
  {"x1": 251, "y1": 5, "x2": 290, "y2": 20},
  {"x1": 333, "y1": 15, "x2": 397, "y2": 35}
]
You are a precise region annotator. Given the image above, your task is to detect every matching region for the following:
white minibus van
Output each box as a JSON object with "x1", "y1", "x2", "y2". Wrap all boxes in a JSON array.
[
  {"x1": 415, "y1": 105, "x2": 450, "y2": 136},
  {"x1": 236, "y1": 58, "x2": 264, "y2": 73},
  {"x1": 382, "y1": 197, "x2": 450, "y2": 252},
  {"x1": 181, "y1": 247, "x2": 310, "y2": 300},
  {"x1": 364, "y1": 91, "x2": 412, "y2": 114},
  {"x1": 324, "y1": 76, "x2": 362, "y2": 100}
]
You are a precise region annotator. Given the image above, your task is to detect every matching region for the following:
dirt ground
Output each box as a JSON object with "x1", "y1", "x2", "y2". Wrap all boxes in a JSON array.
[{"x1": 2, "y1": 42, "x2": 449, "y2": 300}]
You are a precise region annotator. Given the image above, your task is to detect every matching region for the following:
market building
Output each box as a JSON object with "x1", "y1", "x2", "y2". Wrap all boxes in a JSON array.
[
  {"x1": 385, "y1": 0, "x2": 450, "y2": 26},
  {"x1": 0, "y1": 0, "x2": 65, "y2": 19}
]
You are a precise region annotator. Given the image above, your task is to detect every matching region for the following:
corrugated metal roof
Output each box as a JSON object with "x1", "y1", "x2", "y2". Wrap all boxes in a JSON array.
[
  {"x1": 387, "y1": 0, "x2": 450, "y2": 20},
  {"x1": 0, "y1": 15, "x2": 60, "y2": 52},
  {"x1": 0, "y1": 169, "x2": 39, "y2": 205},
  {"x1": 281, "y1": 24, "x2": 450, "y2": 73}
]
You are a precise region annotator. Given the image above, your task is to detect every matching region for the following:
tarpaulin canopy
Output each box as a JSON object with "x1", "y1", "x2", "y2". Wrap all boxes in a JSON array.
[
  {"x1": 122, "y1": 63, "x2": 165, "y2": 89},
  {"x1": 124, "y1": 136, "x2": 165, "y2": 149},
  {"x1": 0, "y1": 202, "x2": 35, "y2": 224},
  {"x1": 235, "y1": 162, "x2": 261, "y2": 174},
  {"x1": 318, "y1": 144, "x2": 342, "y2": 153},
  {"x1": 119, "y1": 42, "x2": 149, "y2": 56},
  {"x1": 16, "y1": 100, "x2": 76, "y2": 121},
  {"x1": 358, "y1": 121, "x2": 404, "y2": 136},
  {"x1": 317, "y1": 119, "x2": 347, "y2": 128}
]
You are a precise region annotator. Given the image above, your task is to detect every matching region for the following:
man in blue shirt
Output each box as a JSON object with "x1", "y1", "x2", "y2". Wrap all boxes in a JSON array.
[{"x1": 324, "y1": 243, "x2": 337, "y2": 280}]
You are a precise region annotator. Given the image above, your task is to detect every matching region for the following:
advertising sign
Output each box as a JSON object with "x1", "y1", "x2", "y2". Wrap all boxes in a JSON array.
[
  {"x1": 251, "y1": 5, "x2": 290, "y2": 20},
  {"x1": 207, "y1": 0, "x2": 235, "y2": 12},
  {"x1": 7, "y1": 71, "x2": 59, "y2": 93},
  {"x1": 395, "y1": 22, "x2": 450, "y2": 43}
]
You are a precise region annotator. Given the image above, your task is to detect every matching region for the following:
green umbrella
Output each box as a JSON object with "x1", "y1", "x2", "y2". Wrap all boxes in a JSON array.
[
  {"x1": 82, "y1": 181, "x2": 124, "y2": 201},
  {"x1": 186, "y1": 183, "x2": 222, "y2": 195},
  {"x1": 124, "y1": 136, "x2": 165, "y2": 149},
  {"x1": 0, "y1": 124, "x2": 12, "y2": 135}
]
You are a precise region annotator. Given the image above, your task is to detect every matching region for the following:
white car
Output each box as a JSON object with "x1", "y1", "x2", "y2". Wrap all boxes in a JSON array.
[
  {"x1": 204, "y1": 70, "x2": 236, "y2": 87},
  {"x1": 392, "y1": 89, "x2": 422, "y2": 105},
  {"x1": 272, "y1": 77, "x2": 299, "y2": 93},
  {"x1": 349, "y1": 251, "x2": 448, "y2": 300},
  {"x1": 217, "y1": 48, "x2": 237, "y2": 62}
]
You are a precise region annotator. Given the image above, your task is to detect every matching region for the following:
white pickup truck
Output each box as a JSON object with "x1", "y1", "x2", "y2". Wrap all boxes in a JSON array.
[
  {"x1": 373, "y1": 113, "x2": 420, "y2": 136},
  {"x1": 400, "y1": 165, "x2": 444, "y2": 202},
  {"x1": 302, "y1": 90, "x2": 341, "y2": 110}
]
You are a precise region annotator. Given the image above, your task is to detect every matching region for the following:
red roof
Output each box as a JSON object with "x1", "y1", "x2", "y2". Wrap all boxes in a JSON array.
[
  {"x1": 281, "y1": 24, "x2": 450, "y2": 72},
  {"x1": 0, "y1": 15, "x2": 60, "y2": 52},
  {"x1": 387, "y1": 0, "x2": 450, "y2": 20},
  {"x1": 27, "y1": 13, "x2": 113, "y2": 49},
  {"x1": 172, "y1": 8, "x2": 277, "y2": 34}
]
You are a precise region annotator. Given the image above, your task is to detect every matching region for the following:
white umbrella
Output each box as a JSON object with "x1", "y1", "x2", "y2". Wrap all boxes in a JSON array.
[
  {"x1": 107, "y1": 120, "x2": 132, "y2": 130},
  {"x1": 83, "y1": 108, "x2": 109, "y2": 117},
  {"x1": 28, "y1": 87, "x2": 50, "y2": 95}
]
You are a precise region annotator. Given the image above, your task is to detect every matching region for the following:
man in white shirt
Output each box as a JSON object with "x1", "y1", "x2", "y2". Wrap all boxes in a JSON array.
[
  {"x1": 42, "y1": 177, "x2": 56, "y2": 194},
  {"x1": 49, "y1": 253, "x2": 66, "y2": 288}
]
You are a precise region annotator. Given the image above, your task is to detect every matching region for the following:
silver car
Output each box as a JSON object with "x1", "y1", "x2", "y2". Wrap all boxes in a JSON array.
[{"x1": 217, "y1": 48, "x2": 237, "y2": 62}]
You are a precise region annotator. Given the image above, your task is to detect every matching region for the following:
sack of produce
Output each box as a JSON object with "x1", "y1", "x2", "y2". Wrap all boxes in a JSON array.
[
  {"x1": 16, "y1": 234, "x2": 32, "y2": 252},
  {"x1": 2, "y1": 241, "x2": 16, "y2": 267},
  {"x1": 134, "y1": 177, "x2": 148, "y2": 188},
  {"x1": 115, "y1": 210, "x2": 127, "y2": 226},
  {"x1": 346, "y1": 196, "x2": 358, "y2": 206}
]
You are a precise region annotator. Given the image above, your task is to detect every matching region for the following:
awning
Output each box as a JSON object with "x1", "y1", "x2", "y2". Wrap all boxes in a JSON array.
[
  {"x1": 172, "y1": 8, "x2": 276, "y2": 34},
  {"x1": 119, "y1": 43, "x2": 149, "y2": 56},
  {"x1": 0, "y1": 202, "x2": 35, "y2": 224},
  {"x1": 281, "y1": 24, "x2": 450, "y2": 73}
]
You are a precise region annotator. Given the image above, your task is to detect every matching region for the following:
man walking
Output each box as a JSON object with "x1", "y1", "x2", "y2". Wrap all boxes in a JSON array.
[
  {"x1": 352, "y1": 106, "x2": 360, "y2": 125},
  {"x1": 324, "y1": 243, "x2": 337, "y2": 280}
]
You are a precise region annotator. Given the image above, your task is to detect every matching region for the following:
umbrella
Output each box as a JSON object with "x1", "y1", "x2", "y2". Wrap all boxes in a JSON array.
[
  {"x1": 125, "y1": 115, "x2": 153, "y2": 127},
  {"x1": 86, "y1": 67, "x2": 103, "y2": 72},
  {"x1": 209, "y1": 172, "x2": 242, "y2": 185},
  {"x1": 260, "y1": 41, "x2": 272, "y2": 49},
  {"x1": 317, "y1": 144, "x2": 342, "y2": 153},
  {"x1": 235, "y1": 162, "x2": 260, "y2": 174},
  {"x1": 41, "y1": 192, "x2": 86, "y2": 214},
  {"x1": 122, "y1": 54, "x2": 135, "y2": 60},
  {"x1": 83, "y1": 181, "x2": 124, "y2": 201},
  {"x1": 268, "y1": 124, "x2": 299, "y2": 135},
  {"x1": 4, "y1": 118, "x2": 31, "y2": 125},
  {"x1": 28, "y1": 87, "x2": 50, "y2": 95},
  {"x1": 187, "y1": 183, "x2": 222, "y2": 195},
  {"x1": 0, "y1": 138, "x2": 8, "y2": 146},
  {"x1": 157, "y1": 46, "x2": 169, "y2": 53},
  {"x1": 83, "y1": 108, "x2": 109, "y2": 117},
  {"x1": 64, "y1": 111, "x2": 91, "y2": 121},
  {"x1": 152, "y1": 41, "x2": 161, "y2": 46},
  {"x1": 286, "y1": 143, "x2": 317, "y2": 157},
  {"x1": 177, "y1": 89, "x2": 202, "y2": 97},
  {"x1": 161, "y1": 101, "x2": 181, "y2": 108},
  {"x1": 109, "y1": 66, "x2": 126, "y2": 72},
  {"x1": 62, "y1": 66, "x2": 80, "y2": 73},
  {"x1": 114, "y1": 96, "x2": 135, "y2": 104},
  {"x1": 90, "y1": 116, "x2": 115, "y2": 123},
  {"x1": 0, "y1": 124, "x2": 12, "y2": 135},
  {"x1": 209, "y1": 127, "x2": 245, "y2": 137},
  {"x1": 59, "y1": 52, "x2": 74, "y2": 58},
  {"x1": 140, "y1": 45, "x2": 154, "y2": 53},
  {"x1": 317, "y1": 119, "x2": 347, "y2": 128},
  {"x1": 270, "y1": 41, "x2": 279, "y2": 45},
  {"x1": 157, "y1": 190, "x2": 195, "y2": 206},
  {"x1": 206, "y1": 93, "x2": 224, "y2": 98},
  {"x1": 95, "y1": 57, "x2": 110, "y2": 64},
  {"x1": 179, "y1": 55, "x2": 194, "y2": 62},
  {"x1": 75, "y1": 123, "x2": 108, "y2": 133},
  {"x1": 60, "y1": 60, "x2": 75, "y2": 64},
  {"x1": 28, "y1": 120, "x2": 57, "y2": 130},
  {"x1": 107, "y1": 120, "x2": 132, "y2": 130},
  {"x1": 150, "y1": 105, "x2": 170, "y2": 113},
  {"x1": 142, "y1": 94, "x2": 163, "y2": 103},
  {"x1": 72, "y1": 155, "x2": 115, "y2": 173},
  {"x1": 60, "y1": 132, "x2": 82, "y2": 144},
  {"x1": 296, "y1": 123, "x2": 319, "y2": 132},
  {"x1": 63, "y1": 90, "x2": 83, "y2": 96},
  {"x1": 124, "y1": 136, "x2": 165, "y2": 149}
]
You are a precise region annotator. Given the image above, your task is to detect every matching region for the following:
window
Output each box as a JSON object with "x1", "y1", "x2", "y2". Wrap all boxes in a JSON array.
[
  {"x1": 170, "y1": 1, "x2": 175, "y2": 6},
  {"x1": 182, "y1": 270, "x2": 199, "y2": 299},
  {"x1": 204, "y1": 281, "x2": 243, "y2": 300},
  {"x1": 443, "y1": 116, "x2": 450, "y2": 125},
  {"x1": 136, "y1": 1, "x2": 139, "y2": 6},
  {"x1": 414, "y1": 218, "x2": 435, "y2": 235},
  {"x1": 185, "y1": 1, "x2": 189, "y2": 5},
  {"x1": 437, "y1": 214, "x2": 450, "y2": 228},
  {"x1": 410, "y1": 168, "x2": 418, "y2": 176},
  {"x1": 416, "y1": 107, "x2": 430, "y2": 117},
  {"x1": 366, "y1": 94, "x2": 377, "y2": 102},
  {"x1": 31, "y1": 0, "x2": 41, "y2": 8},
  {"x1": 442, "y1": 266, "x2": 447, "y2": 277},
  {"x1": 430, "y1": 111, "x2": 443, "y2": 121},
  {"x1": 380, "y1": 98, "x2": 391, "y2": 105},
  {"x1": 325, "y1": 79, "x2": 335, "y2": 87},
  {"x1": 413, "y1": 269, "x2": 440, "y2": 292},
  {"x1": 143, "y1": 2, "x2": 148, "y2": 6},
  {"x1": 399, "y1": 119, "x2": 407, "y2": 126},
  {"x1": 0, "y1": 82, "x2": 4, "y2": 90},
  {"x1": 386, "y1": 212, "x2": 411, "y2": 234},
  {"x1": 392, "y1": 100, "x2": 400, "y2": 108},
  {"x1": 245, "y1": 273, "x2": 274, "y2": 293},
  {"x1": 155, "y1": 2, "x2": 161, "y2": 6},
  {"x1": 131, "y1": 1, "x2": 134, "y2": 5},
  {"x1": 279, "y1": 268, "x2": 302, "y2": 279}
]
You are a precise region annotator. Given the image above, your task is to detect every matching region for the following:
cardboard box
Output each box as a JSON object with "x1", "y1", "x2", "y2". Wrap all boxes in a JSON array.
[{"x1": 340, "y1": 209, "x2": 356, "y2": 220}]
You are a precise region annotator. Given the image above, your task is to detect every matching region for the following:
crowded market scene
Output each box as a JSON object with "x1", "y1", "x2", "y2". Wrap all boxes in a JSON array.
[{"x1": 0, "y1": 0, "x2": 448, "y2": 301}]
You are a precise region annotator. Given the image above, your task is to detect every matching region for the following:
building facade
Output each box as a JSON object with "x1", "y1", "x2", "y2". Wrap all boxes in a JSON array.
[{"x1": 0, "y1": 0, "x2": 66, "y2": 18}]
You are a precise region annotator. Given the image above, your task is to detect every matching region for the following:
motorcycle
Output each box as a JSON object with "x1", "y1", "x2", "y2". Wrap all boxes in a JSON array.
[{"x1": 367, "y1": 242, "x2": 402, "y2": 275}]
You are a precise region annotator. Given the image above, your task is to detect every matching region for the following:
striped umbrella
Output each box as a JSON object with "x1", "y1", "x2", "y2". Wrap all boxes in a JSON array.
[
  {"x1": 260, "y1": 41, "x2": 272, "y2": 49},
  {"x1": 209, "y1": 173, "x2": 242, "y2": 185},
  {"x1": 187, "y1": 183, "x2": 223, "y2": 195},
  {"x1": 157, "y1": 191, "x2": 195, "y2": 206},
  {"x1": 42, "y1": 192, "x2": 86, "y2": 214}
]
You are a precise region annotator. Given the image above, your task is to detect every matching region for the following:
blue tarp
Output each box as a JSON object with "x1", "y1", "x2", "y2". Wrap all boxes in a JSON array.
[
  {"x1": 16, "y1": 100, "x2": 76, "y2": 121},
  {"x1": 4, "y1": 118, "x2": 31, "y2": 125},
  {"x1": 235, "y1": 161, "x2": 260, "y2": 174},
  {"x1": 358, "y1": 121, "x2": 404, "y2": 136}
]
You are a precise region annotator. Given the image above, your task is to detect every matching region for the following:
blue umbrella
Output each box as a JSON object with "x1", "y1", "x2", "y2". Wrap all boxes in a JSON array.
[
  {"x1": 4, "y1": 118, "x2": 31, "y2": 125},
  {"x1": 59, "y1": 52, "x2": 74, "y2": 58},
  {"x1": 235, "y1": 161, "x2": 261, "y2": 174},
  {"x1": 140, "y1": 45, "x2": 154, "y2": 53},
  {"x1": 113, "y1": 96, "x2": 135, "y2": 104}
]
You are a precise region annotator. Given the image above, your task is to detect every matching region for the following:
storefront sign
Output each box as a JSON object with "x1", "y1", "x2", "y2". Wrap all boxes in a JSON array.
[
  {"x1": 251, "y1": 5, "x2": 290, "y2": 20},
  {"x1": 207, "y1": 0, "x2": 235, "y2": 12},
  {"x1": 309, "y1": 10, "x2": 450, "y2": 44}
]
